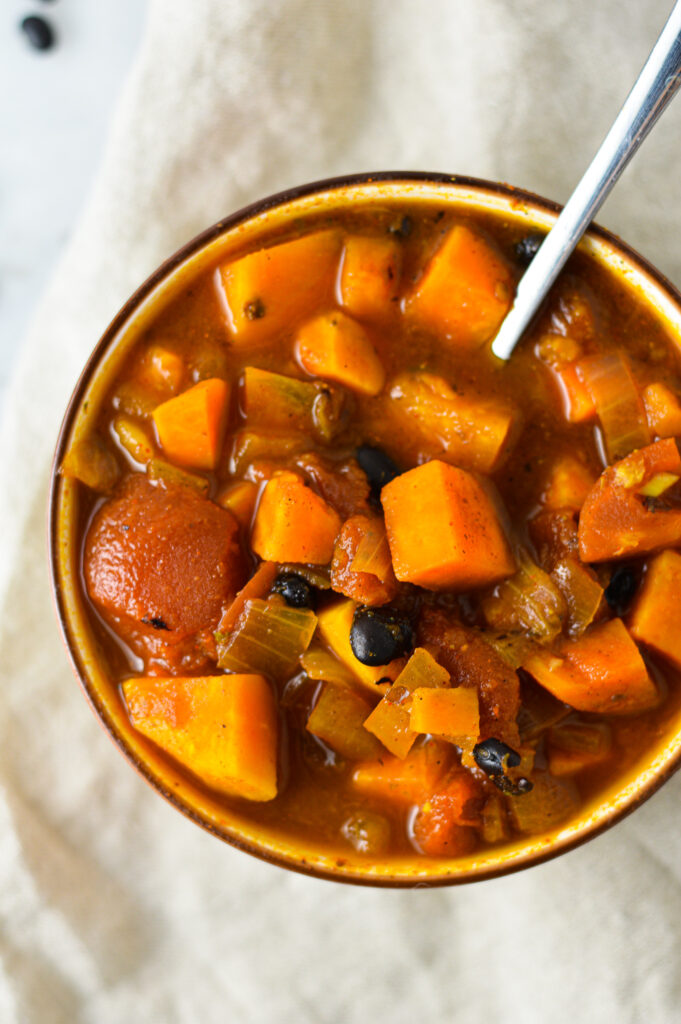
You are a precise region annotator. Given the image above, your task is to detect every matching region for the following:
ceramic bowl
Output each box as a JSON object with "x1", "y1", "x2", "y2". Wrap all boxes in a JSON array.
[{"x1": 49, "y1": 172, "x2": 681, "y2": 886}]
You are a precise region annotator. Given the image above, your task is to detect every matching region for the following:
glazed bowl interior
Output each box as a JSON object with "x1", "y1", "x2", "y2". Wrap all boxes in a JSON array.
[{"x1": 50, "y1": 172, "x2": 681, "y2": 886}]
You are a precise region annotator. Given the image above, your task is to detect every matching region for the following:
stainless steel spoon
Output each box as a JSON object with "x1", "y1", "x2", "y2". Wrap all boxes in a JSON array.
[{"x1": 491, "y1": 0, "x2": 681, "y2": 361}]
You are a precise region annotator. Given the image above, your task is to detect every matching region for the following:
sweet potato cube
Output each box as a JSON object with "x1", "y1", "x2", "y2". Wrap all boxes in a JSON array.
[
  {"x1": 216, "y1": 230, "x2": 341, "y2": 345},
  {"x1": 122, "y1": 674, "x2": 277, "y2": 800},
  {"x1": 352, "y1": 739, "x2": 453, "y2": 805},
  {"x1": 405, "y1": 224, "x2": 512, "y2": 348},
  {"x1": 643, "y1": 382, "x2": 681, "y2": 438},
  {"x1": 140, "y1": 346, "x2": 185, "y2": 395},
  {"x1": 339, "y1": 234, "x2": 402, "y2": 319},
  {"x1": 216, "y1": 479, "x2": 259, "y2": 527},
  {"x1": 410, "y1": 687, "x2": 480, "y2": 744},
  {"x1": 542, "y1": 455, "x2": 596, "y2": 511},
  {"x1": 382, "y1": 460, "x2": 516, "y2": 589},
  {"x1": 522, "y1": 618, "x2": 658, "y2": 715},
  {"x1": 295, "y1": 311, "x2": 386, "y2": 396},
  {"x1": 307, "y1": 682, "x2": 383, "y2": 760},
  {"x1": 629, "y1": 549, "x2": 681, "y2": 667},
  {"x1": 387, "y1": 372, "x2": 517, "y2": 474},
  {"x1": 152, "y1": 378, "x2": 229, "y2": 470},
  {"x1": 316, "y1": 598, "x2": 403, "y2": 692},
  {"x1": 363, "y1": 648, "x2": 450, "y2": 758},
  {"x1": 251, "y1": 471, "x2": 342, "y2": 564}
]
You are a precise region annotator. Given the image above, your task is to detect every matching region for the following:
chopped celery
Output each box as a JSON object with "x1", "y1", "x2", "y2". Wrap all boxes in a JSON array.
[
  {"x1": 483, "y1": 631, "x2": 538, "y2": 669},
  {"x1": 60, "y1": 434, "x2": 120, "y2": 494},
  {"x1": 550, "y1": 557, "x2": 604, "y2": 637},
  {"x1": 481, "y1": 549, "x2": 567, "y2": 642},
  {"x1": 307, "y1": 682, "x2": 383, "y2": 760},
  {"x1": 517, "y1": 677, "x2": 570, "y2": 741},
  {"x1": 549, "y1": 720, "x2": 612, "y2": 755},
  {"x1": 216, "y1": 597, "x2": 317, "y2": 679},
  {"x1": 507, "y1": 772, "x2": 579, "y2": 835},
  {"x1": 147, "y1": 457, "x2": 209, "y2": 494},
  {"x1": 229, "y1": 430, "x2": 307, "y2": 475},
  {"x1": 279, "y1": 563, "x2": 332, "y2": 590},
  {"x1": 576, "y1": 352, "x2": 650, "y2": 463},
  {"x1": 113, "y1": 415, "x2": 156, "y2": 464},
  {"x1": 242, "y1": 366, "x2": 347, "y2": 442},
  {"x1": 638, "y1": 472, "x2": 679, "y2": 498}
]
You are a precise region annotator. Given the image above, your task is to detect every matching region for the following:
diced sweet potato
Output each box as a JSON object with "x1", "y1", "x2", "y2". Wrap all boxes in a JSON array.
[
  {"x1": 643, "y1": 382, "x2": 681, "y2": 438},
  {"x1": 339, "y1": 234, "x2": 402, "y2": 319},
  {"x1": 139, "y1": 346, "x2": 185, "y2": 395},
  {"x1": 216, "y1": 479, "x2": 260, "y2": 527},
  {"x1": 578, "y1": 439, "x2": 681, "y2": 562},
  {"x1": 363, "y1": 648, "x2": 450, "y2": 758},
  {"x1": 382, "y1": 460, "x2": 516, "y2": 589},
  {"x1": 352, "y1": 739, "x2": 453, "y2": 805},
  {"x1": 522, "y1": 618, "x2": 658, "y2": 715},
  {"x1": 629, "y1": 549, "x2": 681, "y2": 667},
  {"x1": 405, "y1": 224, "x2": 512, "y2": 348},
  {"x1": 307, "y1": 682, "x2": 383, "y2": 760},
  {"x1": 251, "y1": 471, "x2": 342, "y2": 564},
  {"x1": 216, "y1": 230, "x2": 341, "y2": 345},
  {"x1": 330, "y1": 515, "x2": 398, "y2": 606},
  {"x1": 122, "y1": 674, "x2": 277, "y2": 800},
  {"x1": 295, "y1": 311, "x2": 386, "y2": 396},
  {"x1": 418, "y1": 608, "x2": 521, "y2": 749},
  {"x1": 153, "y1": 378, "x2": 230, "y2": 471},
  {"x1": 386, "y1": 372, "x2": 518, "y2": 473},
  {"x1": 541, "y1": 455, "x2": 596, "y2": 511},
  {"x1": 316, "y1": 598, "x2": 404, "y2": 693},
  {"x1": 410, "y1": 687, "x2": 480, "y2": 745}
]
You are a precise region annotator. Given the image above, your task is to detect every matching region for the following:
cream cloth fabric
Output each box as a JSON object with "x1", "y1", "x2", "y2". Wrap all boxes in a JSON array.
[{"x1": 2, "y1": 1, "x2": 681, "y2": 1020}]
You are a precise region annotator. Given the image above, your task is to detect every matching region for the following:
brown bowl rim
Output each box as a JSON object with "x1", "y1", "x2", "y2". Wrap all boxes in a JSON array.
[{"x1": 48, "y1": 170, "x2": 681, "y2": 887}]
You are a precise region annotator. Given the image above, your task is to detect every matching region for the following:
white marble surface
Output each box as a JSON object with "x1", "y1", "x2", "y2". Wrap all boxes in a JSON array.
[{"x1": 0, "y1": 1, "x2": 147, "y2": 412}]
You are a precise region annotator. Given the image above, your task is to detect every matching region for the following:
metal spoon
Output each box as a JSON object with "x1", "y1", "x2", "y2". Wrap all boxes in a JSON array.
[{"x1": 491, "y1": 0, "x2": 681, "y2": 361}]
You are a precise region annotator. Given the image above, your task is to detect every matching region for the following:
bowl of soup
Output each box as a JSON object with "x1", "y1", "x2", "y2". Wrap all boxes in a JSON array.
[{"x1": 49, "y1": 172, "x2": 681, "y2": 885}]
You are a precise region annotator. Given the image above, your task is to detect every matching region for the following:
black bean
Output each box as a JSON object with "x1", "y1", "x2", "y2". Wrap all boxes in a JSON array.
[
  {"x1": 350, "y1": 607, "x2": 414, "y2": 666},
  {"x1": 21, "y1": 15, "x2": 55, "y2": 51},
  {"x1": 514, "y1": 233, "x2": 544, "y2": 267},
  {"x1": 271, "y1": 572, "x2": 316, "y2": 609},
  {"x1": 473, "y1": 738, "x2": 521, "y2": 776},
  {"x1": 388, "y1": 215, "x2": 413, "y2": 239},
  {"x1": 356, "y1": 444, "x2": 401, "y2": 502},
  {"x1": 604, "y1": 565, "x2": 638, "y2": 616}
]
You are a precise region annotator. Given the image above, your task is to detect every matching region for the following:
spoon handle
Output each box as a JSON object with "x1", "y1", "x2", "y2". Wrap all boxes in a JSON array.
[{"x1": 492, "y1": 0, "x2": 681, "y2": 361}]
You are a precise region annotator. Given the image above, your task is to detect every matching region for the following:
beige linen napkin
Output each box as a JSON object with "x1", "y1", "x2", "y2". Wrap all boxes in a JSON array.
[{"x1": 2, "y1": 1, "x2": 681, "y2": 1020}]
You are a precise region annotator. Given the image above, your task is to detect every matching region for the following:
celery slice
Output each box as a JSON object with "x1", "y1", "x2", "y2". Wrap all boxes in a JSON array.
[
  {"x1": 216, "y1": 597, "x2": 317, "y2": 679},
  {"x1": 550, "y1": 557, "x2": 604, "y2": 637},
  {"x1": 481, "y1": 549, "x2": 567, "y2": 642}
]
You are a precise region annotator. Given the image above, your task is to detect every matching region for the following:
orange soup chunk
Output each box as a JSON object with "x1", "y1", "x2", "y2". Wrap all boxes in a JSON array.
[
  {"x1": 629, "y1": 549, "x2": 681, "y2": 667},
  {"x1": 643, "y1": 382, "x2": 681, "y2": 438},
  {"x1": 542, "y1": 455, "x2": 596, "y2": 511},
  {"x1": 85, "y1": 475, "x2": 245, "y2": 641},
  {"x1": 251, "y1": 470, "x2": 342, "y2": 564},
  {"x1": 122, "y1": 674, "x2": 278, "y2": 800},
  {"x1": 522, "y1": 618, "x2": 658, "y2": 715},
  {"x1": 295, "y1": 311, "x2": 386, "y2": 396},
  {"x1": 381, "y1": 460, "x2": 516, "y2": 589},
  {"x1": 352, "y1": 739, "x2": 453, "y2": 806},
  {"x1": 338, "y1": 234, "x2": 402, "y2": 319},
  {"x1": 153, "y1": 378, "x2": 229, "y2": 471},
  {"x1": 216, "y1": 230, "x2": 341, "y2": 345},
  {"x1": 405, "y1": 224, "x2": 512, "y2": 348},
  {"x1": 579, "y1": 439, "x2": 681, "y2": 562},
  {"x1": 549, "y1": 362, "x2": 597, "y2": 423}
]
